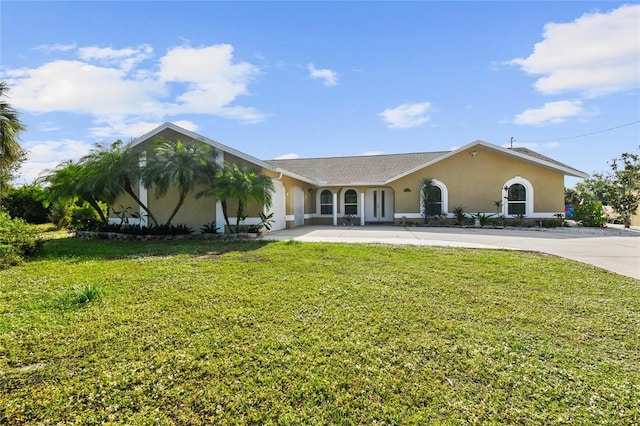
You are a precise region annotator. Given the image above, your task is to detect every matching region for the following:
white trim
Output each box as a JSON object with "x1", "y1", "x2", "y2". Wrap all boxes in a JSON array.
[
  {"x1": 340, "y1": 187, "x2": 360, "y2": 216},
  {"x1": 131, "y1": 122, "x2": 278, "y2": 172},
  {"x1": 285, "y1": 214, "x2": 295, "y2": 221},
  {"x1": 138, "y1": 151, "x2": 148, "y2": 226},
  {"x1": 333, "y1": 193, "x2": 338, "y2": 226},
  {"x1": 503, "y1": 177, "x2": 534, "y2": 217},
  {"x1": 419, "y1": 179, "x2": 448, "y2": 216},
  {"x1": 317, "y1": 188, "x2": 335, "y2": 216}
]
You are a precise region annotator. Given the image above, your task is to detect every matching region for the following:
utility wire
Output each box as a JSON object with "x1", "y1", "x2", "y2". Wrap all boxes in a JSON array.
[{"x1": 518, "y1": 120, "x2": 640, "y2": 144}]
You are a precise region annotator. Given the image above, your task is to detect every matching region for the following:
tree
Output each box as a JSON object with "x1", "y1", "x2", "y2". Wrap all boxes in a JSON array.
[
  {"x1": 142, "y1": 138, "x2": 218, "y2": 226},
  {"x1": 0, "y1": 82, "x2": 27, "y2": 207},
  {"x1": 38, "y1": 160, "x2": 108, "y2": 223},
  {"x1": 605, "y1": 149, "x2": 640, "y2": 229},
  {"x1": 3, "y1": 183, "x2": 50, "y2": 223},
  {"x1": 199, "y1": 163, "x2": 274, "y2": 233},
  {"x1": 419, "y1": 177, "x2": 439, "y2": 224},
  {"x1": 80, "y1": 140, "x2": 159, "y2": 226}
]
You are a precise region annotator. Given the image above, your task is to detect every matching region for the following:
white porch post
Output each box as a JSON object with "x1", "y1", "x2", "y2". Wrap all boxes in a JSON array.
[
  {"x1": 332, "y1": 192, "x2": 338, "y2": 226},
  {"x1": 138, "y1": 151, "x2": 148, "y2": 227},
  {"x1": 360, "y1": 191, "x2": 365, "y2": 226},
  {"x1": 215, "y1": 151, "x2": 226, "y2": 232}
]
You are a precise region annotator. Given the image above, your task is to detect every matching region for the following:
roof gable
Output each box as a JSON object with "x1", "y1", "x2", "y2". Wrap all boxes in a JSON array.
[
  {"x1": 131, "y1": 122, "x2": 277, "y2": 171},
  {"x1": 268, "y1": 140, "x2": 587, "y2": 185}
]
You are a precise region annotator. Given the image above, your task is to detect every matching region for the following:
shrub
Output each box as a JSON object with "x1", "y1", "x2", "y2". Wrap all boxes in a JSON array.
[
  {"x1": 0, "y1": 211, "x2": 43, "y2": 269},
  {"x1": 71, "y1": 202, "x2": 106, "y2": 231},
  {"x1": 572, "y1": 200, "x2": 607, "y2": 227}
]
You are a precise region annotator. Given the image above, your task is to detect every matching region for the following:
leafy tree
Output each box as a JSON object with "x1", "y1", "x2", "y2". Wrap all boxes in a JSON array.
[
  {"x1": 605, "y1": 149, "x2": 640, "y2": 229},
  {"x1": 3, "y1": 183, "x2": 50, "y2": 223},
  {"x1": 142, "y1": 138, "x2": 218, "y2": 226},
  {"x1": 0, "y1": 82, "x2": 27, "y2": 207},
  {"x1": 199, "y1": 163, "x2": 274, "y2": 233},
  {"x1": 80, "y1": 140, "x2": 159, "y2": 226},
  {"x1": 39, "y1": 160, "x2": 108, "y2": 223},
  {"x1": 564, "y1": 187, "x2": 579, "y2": 206}
]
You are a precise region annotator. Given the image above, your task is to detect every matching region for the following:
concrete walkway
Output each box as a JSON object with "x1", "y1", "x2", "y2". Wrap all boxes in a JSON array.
[{"x1": 264, "y1": 225, "x2": 640, "y2": 280}]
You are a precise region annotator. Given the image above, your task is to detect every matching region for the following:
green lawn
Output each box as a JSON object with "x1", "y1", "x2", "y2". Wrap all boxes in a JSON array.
[{"x1": 1, "y1": 238, "x2": 638, "y2": 425}]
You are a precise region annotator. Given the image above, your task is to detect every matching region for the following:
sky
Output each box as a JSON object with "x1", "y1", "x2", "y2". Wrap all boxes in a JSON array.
[{"x1": 1, "y1": 1, "x2": 639, "y2": 188}]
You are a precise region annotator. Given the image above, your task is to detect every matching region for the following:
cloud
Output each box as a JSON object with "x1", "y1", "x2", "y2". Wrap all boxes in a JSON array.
[
  {"x1": 273, "y1": 153, "x2": 299, "y2": 160},
  {"x1": 513, "y1": 100, "x2": 584, "y2": 125},
  {"x1": 18, "y1": 139, "x2": 93, "y2": 182},
  {"x1": 361, "y1": 151, "x2": 384, "y2": 156},
  {"x1": 378, "y1": 102, "x2": 431, "y2": 128},
  {"x1": 308, "y1": 64, "x2": 339, "y2": 87},
  {"x1": 0, "y1": 42, "x2": 266, "y2": 139},
  {"x1": 509, "y1": 4, "x2": 640, "y2": 98}
]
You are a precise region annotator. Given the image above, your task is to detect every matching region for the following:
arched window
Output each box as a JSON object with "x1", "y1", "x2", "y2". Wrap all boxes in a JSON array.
[
  {"x1": 344, "y1": 189, "x2": 358, "y2": 215},
  {"x1": 502, "y1": 177, "x2": 534, "y2": 217},
  {"x1": 507, "y1": 184, "x2": 526, "y2": 215},
  {"x1": 320, "y1": 190, "x2": 333, "y2": 214},
  {"x1": 420, "y1": 179, "x2": 448, "y2": 216}
]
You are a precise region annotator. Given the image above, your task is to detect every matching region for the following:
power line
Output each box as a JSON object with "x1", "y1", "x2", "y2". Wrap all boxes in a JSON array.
[{"x1": 519, "y1": 120, "x2": 640, "y2": 144}]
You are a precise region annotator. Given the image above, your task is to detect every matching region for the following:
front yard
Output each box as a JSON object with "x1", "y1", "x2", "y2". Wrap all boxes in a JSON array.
[{"x1": 1, "y1": 239, "x2": 638, "y2": 424}]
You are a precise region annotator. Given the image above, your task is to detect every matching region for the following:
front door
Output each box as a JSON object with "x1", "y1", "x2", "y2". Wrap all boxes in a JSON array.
[{"x1": 365, "y1": 188, "x2": 394, "y2": 223}]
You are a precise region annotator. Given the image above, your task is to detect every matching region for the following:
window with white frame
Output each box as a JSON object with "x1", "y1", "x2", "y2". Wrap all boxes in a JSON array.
[
  {"x1": 507, "y1": 184, "x2": 526, "y2": 215},
  {"x1": 344, "y1": 189, "x2": 358, "y2": 215},
  {"x1": 320, "y1": 190, "x2": 333, "y2": 214}
]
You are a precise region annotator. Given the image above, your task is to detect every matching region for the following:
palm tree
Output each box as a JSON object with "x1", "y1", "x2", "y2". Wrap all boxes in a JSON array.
[
  {"x1": 38, "y1": 160, "x2": 108, "y2": 222},
  {"x1": 80, "y1": 140, "x2": 159, "y2": 226},
  {"x1": 420, "y1": 176, "x2": 437, "y2": 224},
  {"x1": 142, "y1": 138, "x2": 218, "y2": 226},
  {"x1": 0, "y1": 82, "x2": 27, "y2": 206},
  {"x1": 199, "y1": 163, "x2": 274, "y2": 233}
]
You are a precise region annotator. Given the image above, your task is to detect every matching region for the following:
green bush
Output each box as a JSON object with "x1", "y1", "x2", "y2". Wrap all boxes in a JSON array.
[
  {"x1": 71, "y1": 202, "x2": 106, "y2": 231},
  {"x1": 3, "y1": 184, "x2": 51, "y2": 224},
  {"x1": 0, "y1": 211, "x2": 43, "y2": 269},
  {"x1": 572, "y1": 200, "x2": 607, "y2": 227}
]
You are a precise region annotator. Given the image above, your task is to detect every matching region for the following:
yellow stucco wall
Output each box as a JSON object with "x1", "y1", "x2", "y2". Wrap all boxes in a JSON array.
[{"x1": 391, "y1": 147, "x2": 565, "y2": 215}]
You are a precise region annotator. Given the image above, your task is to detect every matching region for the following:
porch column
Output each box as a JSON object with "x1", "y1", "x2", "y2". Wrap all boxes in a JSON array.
[
  {"x1": 360, "y1": 191, "x2": 365, "y2": 226},
  {"x1": 138, "y1": 151, "x2": 148, "y2": 227},
  {"x1": 332, "y1": 192, "x2": 338, "y2": 226},
  {"x1": 215, "y1": 152, "x2": 226, "y2": 233}
]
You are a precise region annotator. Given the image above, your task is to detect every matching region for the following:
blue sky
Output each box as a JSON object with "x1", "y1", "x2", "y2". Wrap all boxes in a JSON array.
[{"x1": 2, "y1": 1, "x2": 639, "y2": 187}]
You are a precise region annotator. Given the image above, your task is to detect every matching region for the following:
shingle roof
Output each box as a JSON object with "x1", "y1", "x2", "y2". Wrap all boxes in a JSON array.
[
  {"x1": 266, "y1": 143, "x2": 588, "y2": 185},
  {"x1": 266, "y1": 151, "x2": 449, "y2": 185},
  {"x1": 508, "y1": 147, "x2": 586, "y2": 177}
]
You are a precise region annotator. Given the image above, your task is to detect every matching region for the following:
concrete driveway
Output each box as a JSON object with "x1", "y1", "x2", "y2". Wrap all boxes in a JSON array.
[{"x1": 265, "y1": 225, "x2": 640, "y2": 280}]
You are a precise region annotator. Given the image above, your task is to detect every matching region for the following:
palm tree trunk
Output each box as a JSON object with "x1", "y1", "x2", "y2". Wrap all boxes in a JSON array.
[
  {"x1": 124, "y1": 184, "x2": 158, "y2": 227},
  {"x1": 166, "y1": 192, "x2": 187, "y2": 226},
  {"x1": 235, "y1": 200, "x2": 245, "y2": 234},
  {"x1": 221, "y1": 200, "x2": 232, "y2": 234},
  {"x1": 84, "y1": 195, "x2": 107, "y2": 222}
]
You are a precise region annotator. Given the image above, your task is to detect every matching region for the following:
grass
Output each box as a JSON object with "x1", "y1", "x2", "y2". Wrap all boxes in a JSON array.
[{"x1": 1, "y1": 238, "x2": 638, "y2": 424}]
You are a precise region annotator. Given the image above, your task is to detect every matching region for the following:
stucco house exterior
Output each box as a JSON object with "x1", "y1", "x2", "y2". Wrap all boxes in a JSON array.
[{"x1": 112, "y1": 122, "x2": 588, "y2": 232}]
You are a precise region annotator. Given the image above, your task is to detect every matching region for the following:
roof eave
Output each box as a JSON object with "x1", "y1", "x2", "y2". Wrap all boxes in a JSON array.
[{"x1": 132, "y1": 122, "x2": 278, "y2": 172}]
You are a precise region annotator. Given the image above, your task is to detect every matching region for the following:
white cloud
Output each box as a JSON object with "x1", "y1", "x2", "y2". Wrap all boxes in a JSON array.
[
  {"x1": 308, "y1": 64, "x2": 339, "y2": 87},
  {"x1": 0, "y1": 42, "x2": 266, "y2": 137},
  {"x1": 34, "y1": 43, "x2": 77, "y2": 53},
  {"x1": 378, "y1": 102, "x2": 431, "y2": 129},
  {"x1": 510, "y1": 4, "x2": 640, "y2": 98},
  {"x1": 513, "y1": 100, "x2": 584, "y2": 125},
  {"x1": 274, "y1": 153, "x2": 299, "y2": 160},
  {"x1": 361, "y1": 151, "x2": 384, "y2": 156},
  {"x1": 78, "y1": 44, "x2": 153, "y2": 72},
  {"x1": 18, "y1": 139, "x2": 93, "y2": 182}
]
